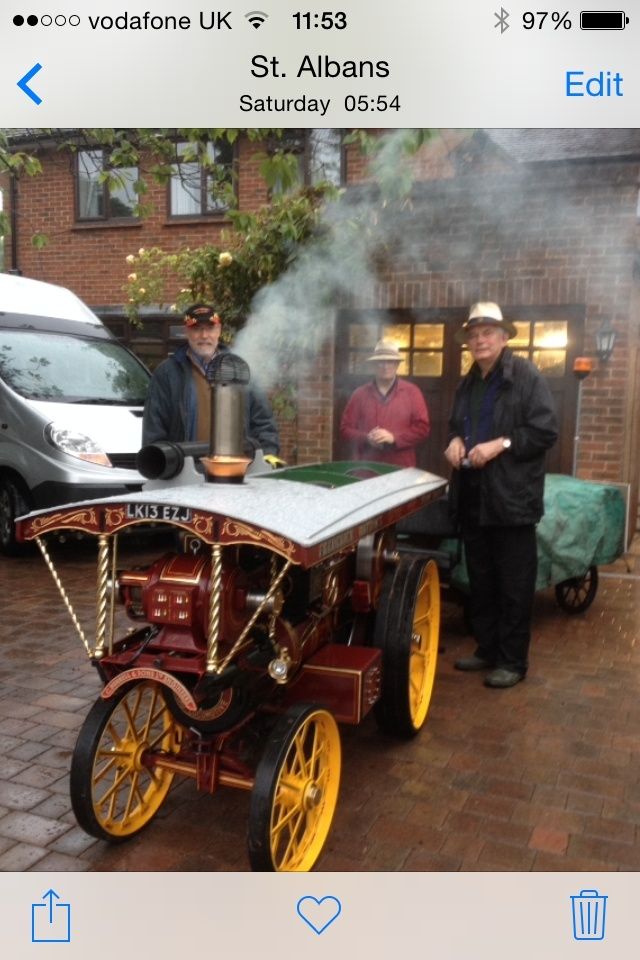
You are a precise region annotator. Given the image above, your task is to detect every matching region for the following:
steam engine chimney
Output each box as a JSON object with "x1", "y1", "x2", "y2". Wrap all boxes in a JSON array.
[{"x1": 201, "y1": 352, "x2": 252, "y2": 483}]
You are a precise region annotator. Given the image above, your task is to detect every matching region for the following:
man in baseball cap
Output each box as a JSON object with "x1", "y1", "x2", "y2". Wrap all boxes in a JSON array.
[
  {"x1": 143, "y1": 303, "x2": 279, "y2": 457},
  {"x1": 340, "y1": 338, "x2": 430, "y2": 467}
]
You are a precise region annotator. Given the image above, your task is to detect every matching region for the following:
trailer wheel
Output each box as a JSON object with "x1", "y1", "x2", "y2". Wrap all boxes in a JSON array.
[
  {"x1": 374, "y1": 557, "x2": 440, "y2": 739},
  {"x1": 70, "y1": 681, "x2": 182, "y2": 842},
  {"x1": 248, "y1": 703, "x2": 341, "y2": 872},
  {"x1": 555, "y1": 565, "x2": 598, "y2": 614}
]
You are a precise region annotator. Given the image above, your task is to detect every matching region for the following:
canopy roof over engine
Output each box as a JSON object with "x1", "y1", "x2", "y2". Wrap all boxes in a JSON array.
[{"x1": 16, "y1": 461, "x2": 447, "y2": 567}]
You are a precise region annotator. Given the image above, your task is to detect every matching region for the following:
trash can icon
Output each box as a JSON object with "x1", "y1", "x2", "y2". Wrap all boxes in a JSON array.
[{"x1": 570, "y1": 889, "x2": 608, "y2": 940}]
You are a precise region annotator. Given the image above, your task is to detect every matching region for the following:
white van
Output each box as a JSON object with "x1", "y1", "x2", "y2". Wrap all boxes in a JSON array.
[{"x1": 0, "y1": 273, "x2": 149, "y2": 554}]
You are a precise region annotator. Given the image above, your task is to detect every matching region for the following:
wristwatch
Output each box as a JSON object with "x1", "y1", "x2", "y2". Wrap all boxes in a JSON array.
[{"x1": 502, "y1": 438, "x2": 512, "y2": 450}]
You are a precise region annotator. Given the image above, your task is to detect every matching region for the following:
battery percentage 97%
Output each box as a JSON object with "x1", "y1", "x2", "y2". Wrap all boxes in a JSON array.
[{"x1": 523, "y1": 10, "x2": 572, "y2": 28}]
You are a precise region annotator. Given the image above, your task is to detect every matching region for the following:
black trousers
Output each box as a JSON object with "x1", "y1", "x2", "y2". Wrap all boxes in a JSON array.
[{"x1": 462, "y1": 523, "x2": 537, "y2": 675}]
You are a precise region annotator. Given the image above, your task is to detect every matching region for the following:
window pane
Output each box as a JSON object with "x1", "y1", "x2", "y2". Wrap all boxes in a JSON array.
[
  {"x1": 348, "y1": 325, "x2": 377, "y2": 349},
  {"x1": 511, "y1": 321, "x2": 531, "y2": 347},
  {"x1": 308, "y1": 129, "x2": 342, "y2": 185},
  {"x1": 109, "y1": 166, "x2": 137, "y2": 218},
  {"x1": 78, "y1": 150, "x2": 103, "y2": 219},
  {"x1": 460, "y1": 351, "x2": 472, "y2": 375},
  {"x1": 171, "y1": 160, "x2": 202, "y2": 215},
  {"x1": 532, "y1": 349, "x2": 566, "y2": 376},
  {"x1": 534, "y1": 321, "x2": 568, "y2": 348},
  {"x1": 412, "y1": 352, "x2": 443, "y2": 376},
  {"x1": 414, "y1": 324, "x2": 444, "y2": 349},
  {"x1": 205, "y1": 140, "x2": 234, "y2": 212},
  {"x1": 382, "y1": 324, "x2": 411, "y2": 348},
  {"x1": 348, "y1": 351, "x2": 365, "y2": 373}
]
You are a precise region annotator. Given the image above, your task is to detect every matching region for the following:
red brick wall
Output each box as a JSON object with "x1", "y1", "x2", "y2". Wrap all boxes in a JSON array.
[{"x1": 6, "y1": 138, "x2": 269, "y2": 305}]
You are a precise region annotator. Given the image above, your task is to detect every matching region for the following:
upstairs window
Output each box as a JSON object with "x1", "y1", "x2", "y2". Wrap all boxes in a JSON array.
[
  {"x1": 169, "y1": 140, "x2": 234, "y2": 217},
  {"x1": 271, "y1": 130, "x2": 344, "y2": 194},
  {"x1": 77, "y1": 149, "x2": 138, "y2": 221}
]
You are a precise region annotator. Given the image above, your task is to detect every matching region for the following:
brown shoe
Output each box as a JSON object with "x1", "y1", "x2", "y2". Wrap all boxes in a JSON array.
[
  {"x1": 454, "y1": 655, "x2": 493, "y2": 672},
  {"x1": 484, "y1": 668, "x2": 524, "y2": 688}
]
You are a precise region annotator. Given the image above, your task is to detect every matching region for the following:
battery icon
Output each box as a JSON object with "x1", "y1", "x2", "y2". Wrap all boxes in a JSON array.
[{"x1": 580, "y1": 11, "x2": 629, "y2": 29}]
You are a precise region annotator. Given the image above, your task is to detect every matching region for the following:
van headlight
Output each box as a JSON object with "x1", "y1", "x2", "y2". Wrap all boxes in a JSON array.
[{"x1": 45, "y1": 423, "x2": 112, "y2": 467}]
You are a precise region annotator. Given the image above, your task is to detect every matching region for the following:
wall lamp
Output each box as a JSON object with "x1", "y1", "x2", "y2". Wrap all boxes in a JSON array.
[{"x1": 595, "y1": 320, "x2": 617, "y2": 363}]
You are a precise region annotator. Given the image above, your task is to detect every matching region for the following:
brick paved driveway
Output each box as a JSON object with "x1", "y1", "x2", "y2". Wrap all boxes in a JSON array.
[{"x1": 1, "y1": 537, "x2": 639, "y2": 872}]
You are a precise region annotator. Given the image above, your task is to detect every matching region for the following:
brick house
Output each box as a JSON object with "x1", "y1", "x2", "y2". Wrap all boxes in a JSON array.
[{"x1": 2, "y1": 129, "x2": 639, "y2": 527}]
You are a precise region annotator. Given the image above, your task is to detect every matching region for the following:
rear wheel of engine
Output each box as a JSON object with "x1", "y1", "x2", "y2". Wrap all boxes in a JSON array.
[
  {"x1": 70, "y1": 681, "x2": 182, "y2": 842},
  {"x1": 374, "y1": 557, "x2": 440, "y2": 739},
  {"x1": 248, "y1": 703, "x2": 341, "y2": 872}
]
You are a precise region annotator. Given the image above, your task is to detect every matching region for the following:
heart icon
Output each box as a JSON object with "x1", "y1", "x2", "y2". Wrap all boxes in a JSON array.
[{"x1": 296, "y1": 895, "x2": 342, "y2": 935}]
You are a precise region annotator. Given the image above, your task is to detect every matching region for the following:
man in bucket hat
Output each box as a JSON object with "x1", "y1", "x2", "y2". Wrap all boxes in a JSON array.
[
  {"x1": 143, "y1": 303, "x2": 280, "y2": 457},
  {"x1": 340, "y1": 338, "x2": 430, "y2": 467},
  {"x1": 445, "y1": 302, "x2": 558, "y2": 688}
]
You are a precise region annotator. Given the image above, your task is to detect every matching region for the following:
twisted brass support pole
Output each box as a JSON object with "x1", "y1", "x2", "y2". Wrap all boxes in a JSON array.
[
  {"x1": 206, "y1": 543, "x2": 223, "y2": 674},
  {"x1": 35, "y1": 536, "x2": 91, "y2": 657},
  {"x1": 108, "y1": 533, "x2": 118, "y2": 656},
  {"x1": 94, "y1": 534, "x2": 110, "y2": 660},
  {"x1": 268, "y1": 554, "x2": 278, "y2": 646}
]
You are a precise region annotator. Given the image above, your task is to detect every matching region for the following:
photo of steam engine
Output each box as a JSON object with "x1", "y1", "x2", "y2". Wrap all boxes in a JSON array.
[{"x1": 1, "y1": 128, "x2": 639, "y2": 872}]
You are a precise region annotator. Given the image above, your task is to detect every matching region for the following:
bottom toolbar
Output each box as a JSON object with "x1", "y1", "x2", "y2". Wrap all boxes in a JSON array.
[{"x1": 1, "y1": 873, "x2": 636, "y2": 958}]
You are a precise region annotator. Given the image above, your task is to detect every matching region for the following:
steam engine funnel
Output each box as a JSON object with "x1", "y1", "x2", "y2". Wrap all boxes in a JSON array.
[{"x1": 202, "y1": 352, "x2": 252, "y2": 483}]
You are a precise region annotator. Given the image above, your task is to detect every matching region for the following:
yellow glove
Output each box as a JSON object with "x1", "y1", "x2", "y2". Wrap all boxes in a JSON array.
[{"x1": 264, "y1": 454, "x2": 286, "y2": 469}]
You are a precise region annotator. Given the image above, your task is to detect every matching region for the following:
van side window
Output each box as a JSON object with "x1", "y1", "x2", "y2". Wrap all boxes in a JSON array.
[{"x1": 77, "y1": 150, "x2": 139, "y2": 221}]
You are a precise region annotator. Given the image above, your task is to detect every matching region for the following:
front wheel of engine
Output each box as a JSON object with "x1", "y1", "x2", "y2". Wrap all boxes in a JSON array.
[
  {"x1": 70, "y1": 681, "x2": 182, "y2": 842},
  {"x1": 247, "y1": 703, "x2": 341, "y2": 872}
]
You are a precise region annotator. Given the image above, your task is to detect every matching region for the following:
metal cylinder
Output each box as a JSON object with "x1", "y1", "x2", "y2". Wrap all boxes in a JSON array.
[
  {"x1": 137, "y1": 441, "x2": 209, "y2": 480},
  {"x1": 210, "y1": 384, "x2": 246, "y2": 458}
]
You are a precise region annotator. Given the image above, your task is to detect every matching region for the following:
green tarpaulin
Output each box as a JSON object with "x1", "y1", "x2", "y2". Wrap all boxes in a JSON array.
[{"x1": 450, "y1": 474, "x2": 626, "y2": 593}]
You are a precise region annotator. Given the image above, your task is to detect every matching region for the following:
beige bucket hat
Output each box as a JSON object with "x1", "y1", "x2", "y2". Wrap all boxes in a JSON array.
[{"x1": 366, "y1": 339, "x2": 402, "y2": 362}]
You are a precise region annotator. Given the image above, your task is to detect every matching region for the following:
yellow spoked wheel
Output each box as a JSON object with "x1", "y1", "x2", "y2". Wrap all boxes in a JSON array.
[
  {"x1": 374, "y1": 557, "x2": 440, "y2": 738},
  {"x1": 248, "y1": 704, "x2": 341, "y2": 872},
  {"x1": 70, "y1": 681, "x2": 182, "y2": 842}
]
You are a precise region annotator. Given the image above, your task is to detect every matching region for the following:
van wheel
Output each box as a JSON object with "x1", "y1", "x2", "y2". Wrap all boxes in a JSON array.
[{"x1": 0, "y1": 477, "x2": 31, "y2": 556}]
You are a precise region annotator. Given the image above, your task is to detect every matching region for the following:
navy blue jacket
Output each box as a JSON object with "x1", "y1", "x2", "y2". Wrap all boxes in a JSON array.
[{"x1": 142, "y1": 343, "x2": 280, "y2": 455}]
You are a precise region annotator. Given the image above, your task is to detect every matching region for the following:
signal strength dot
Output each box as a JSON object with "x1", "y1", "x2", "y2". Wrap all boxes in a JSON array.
[{"x1": 245, "y1": 10, "x2": 269, "y2": 29}]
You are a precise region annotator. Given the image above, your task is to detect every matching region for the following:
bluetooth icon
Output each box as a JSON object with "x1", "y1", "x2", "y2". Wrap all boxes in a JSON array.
[{"x1": 494, "y1": 7, "x2": 510, "y2": 32}]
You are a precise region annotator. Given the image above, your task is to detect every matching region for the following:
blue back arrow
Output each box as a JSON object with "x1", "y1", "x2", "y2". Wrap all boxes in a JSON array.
[{"x1": 18, "y1": 63, "x2": 43, "y2": 105}]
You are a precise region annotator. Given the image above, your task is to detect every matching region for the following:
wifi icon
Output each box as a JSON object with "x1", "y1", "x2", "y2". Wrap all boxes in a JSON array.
[{"x1": 245, "y1": 10, "x2": 269, "y2": 29}]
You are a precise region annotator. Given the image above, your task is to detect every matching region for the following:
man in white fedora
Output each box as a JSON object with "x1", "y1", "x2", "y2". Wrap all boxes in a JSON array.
[
  {"x1": 340, "y1": 339, "x2": 430, "y2": 467},
  {"x1": 445, "y1": 302, "x2": 558, "y2": 688}
]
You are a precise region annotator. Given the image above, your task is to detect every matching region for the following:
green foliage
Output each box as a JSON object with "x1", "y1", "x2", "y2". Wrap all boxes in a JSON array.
[{"x1": 123, "y1": 186, "x2": 334, "y2": 331}]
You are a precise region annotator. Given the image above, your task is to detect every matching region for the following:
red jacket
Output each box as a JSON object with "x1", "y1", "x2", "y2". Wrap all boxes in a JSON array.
[{"x1": 340, "y1": 378, "x2": 430, "y2": 467}]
